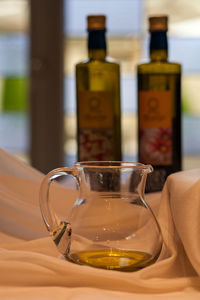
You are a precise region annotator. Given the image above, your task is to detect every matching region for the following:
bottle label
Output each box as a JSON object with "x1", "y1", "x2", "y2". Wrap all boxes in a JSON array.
[
  {"x1": 78, "y1": 91, "x2": 114, "y2": 161},
  {"x1": 139, "y1": 90, "x2": 172, "y2": 165}
]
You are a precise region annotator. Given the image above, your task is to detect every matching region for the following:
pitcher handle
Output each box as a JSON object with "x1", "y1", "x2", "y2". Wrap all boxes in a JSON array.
[{"x1": 39, "y1": 167, "x2": 78, "y2": 256}]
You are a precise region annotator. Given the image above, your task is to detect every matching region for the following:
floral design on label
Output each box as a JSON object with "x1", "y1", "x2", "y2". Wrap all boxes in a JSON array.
[
  {"x1": 139, "y1": 128, "x2": 172, "y2": 165},
  {"x1": 79, "y1": 128, "x2": 114, "y2": 161}
]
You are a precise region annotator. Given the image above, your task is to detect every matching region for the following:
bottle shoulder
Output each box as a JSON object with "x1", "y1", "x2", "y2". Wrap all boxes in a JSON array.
[
  {"x1": 137, "y1": 60, "x2": 181, "y2": 74},
  {"x1": 76, "y1": 56, "x2": 120, "y2": 69}
]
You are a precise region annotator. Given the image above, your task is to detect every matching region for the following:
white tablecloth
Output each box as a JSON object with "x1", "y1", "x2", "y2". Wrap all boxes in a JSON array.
[{"x1": 0, "y1": 147, "x2": 200, "y2": 299}]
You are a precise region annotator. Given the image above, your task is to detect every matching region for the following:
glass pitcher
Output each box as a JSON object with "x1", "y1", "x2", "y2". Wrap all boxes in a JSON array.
[{"x1": 39, "y1": 161, "x2": 163, "y2": 272}]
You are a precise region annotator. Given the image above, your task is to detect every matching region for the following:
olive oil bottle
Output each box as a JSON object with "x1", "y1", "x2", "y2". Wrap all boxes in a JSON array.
[
  {"x1": 137, "y1": 15, "x2": 181, "y2": 192},
  {"x1": 76, "y1": 15, "x2": 121, "y2": 161}
]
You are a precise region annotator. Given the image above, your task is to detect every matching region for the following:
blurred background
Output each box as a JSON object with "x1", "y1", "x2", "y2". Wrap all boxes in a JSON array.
[{"x1": 0, "y1": 0, "x2": 200, "y2": 173}]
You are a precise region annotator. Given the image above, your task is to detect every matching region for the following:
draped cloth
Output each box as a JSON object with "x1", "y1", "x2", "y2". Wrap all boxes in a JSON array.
[{"x1": 0, "y1": 147, "x2": 200, "y2": 299}]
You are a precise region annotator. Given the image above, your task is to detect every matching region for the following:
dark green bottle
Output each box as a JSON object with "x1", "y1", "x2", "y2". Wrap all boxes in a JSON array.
[{"x1": 137, "y1": 15, "x2": 181, "y2": 192}]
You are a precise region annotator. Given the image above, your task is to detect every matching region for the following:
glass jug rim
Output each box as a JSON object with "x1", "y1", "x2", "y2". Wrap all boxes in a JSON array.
[{"x1": 74, "y1": 161, "x2": 152, "y2": 170}]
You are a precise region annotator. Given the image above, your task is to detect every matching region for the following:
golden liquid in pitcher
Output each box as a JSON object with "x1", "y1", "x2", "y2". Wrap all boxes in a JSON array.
[{"x1": 70, "y1": 249, "x2": 155, "y2": 272}]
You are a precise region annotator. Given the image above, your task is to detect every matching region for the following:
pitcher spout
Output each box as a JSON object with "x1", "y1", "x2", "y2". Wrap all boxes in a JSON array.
[{"x1": 145, "y1": 164, "x2": 154, "y2": 174}]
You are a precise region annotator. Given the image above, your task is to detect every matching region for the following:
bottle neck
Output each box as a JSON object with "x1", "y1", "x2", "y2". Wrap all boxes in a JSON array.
[
  {"x1": 149, "y1": 31, "x2": 168, "y2": 62},
  {"x1": 88, "y1": 30, "x2": 107, "y2": 59}
]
